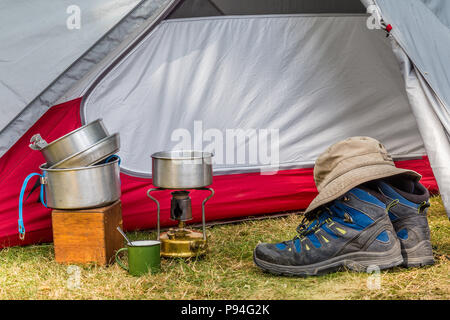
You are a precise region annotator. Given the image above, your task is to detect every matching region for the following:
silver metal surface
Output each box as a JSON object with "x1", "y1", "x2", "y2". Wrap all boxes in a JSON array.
[
  {"x1": 29, "y1": 134, "x2": 48, "y2": 150},
  {"x1": 30, "y1": 119, "x2": 109, "y2": 166},
  {"x1": 170, "y1": 191, "x2": 192, "y2": 221},
  {"x1": 49, "y1": 133, "x2": 120, "y2": 169},
  {"x1": 147, "y1": 188, "x2": 161, "y2": 240},
  {"x1": 117, "y1": 226, "x2": 131, "y2": 245},
  {"x1": 200, "y1": 187, "x2": 214, "y2": 240},
  {"x1": 39, "y1": 158, "x2": 121, "y2": 209},
  {"x1": 146, "y1": 187, "x2": 214, "y2": 241},
  {"x1": 151, "y1": 150, "x2": 213, "y2": 189}
]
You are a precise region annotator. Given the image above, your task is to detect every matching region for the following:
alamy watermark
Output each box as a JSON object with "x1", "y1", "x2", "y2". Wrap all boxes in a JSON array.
[
  {"x1": 171, "y1": 121, "x2": 280, "y2": 175},
  {"x1": 366, "y1": 4, "x2": 383, "y2": 30},
  {"x1": 66, "y1": 5, "x2": 81, "y2": 30},
  {"x1": 366, "y1": 265, "x2": 381, "y2": 290},
  {"x1": 66, "y1": 265, "x2": 81, "y2": 289}
]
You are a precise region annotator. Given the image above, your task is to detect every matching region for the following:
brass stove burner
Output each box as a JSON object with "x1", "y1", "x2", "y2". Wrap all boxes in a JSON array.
[
  {"x1": 160, "y1": 222, "x2": 207, "y2": 258},
  {"x1": 147, "y1": 187, "x2": 214, "y2": 258}
]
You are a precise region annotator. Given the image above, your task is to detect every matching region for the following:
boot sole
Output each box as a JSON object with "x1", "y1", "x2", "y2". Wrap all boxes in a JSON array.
[
  {"x1": 253, "y1": 243, "x2": 403, "y2": 277},
  {"x1": 401, "y1": 240, "x2": 434, "y2": 268}
]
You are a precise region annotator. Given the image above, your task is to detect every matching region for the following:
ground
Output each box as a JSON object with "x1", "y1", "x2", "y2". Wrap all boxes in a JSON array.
[{"x1": 0, "y1": 197, "x2": 448, "y2": 300}]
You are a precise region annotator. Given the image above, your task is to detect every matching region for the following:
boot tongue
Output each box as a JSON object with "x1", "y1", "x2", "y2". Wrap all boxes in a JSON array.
[
  {"x1": 390, "y1": 181, "x2": 429, "y2": 204},
  {"x1": 360, "y1": 182, "x2": 391, "y2": 203},
  {"x1": 382, "y1": 177, "x2": 430, "y2": 204},
  {"x1": 399, "y1": 179, "x2": 415, "y2": 193}
]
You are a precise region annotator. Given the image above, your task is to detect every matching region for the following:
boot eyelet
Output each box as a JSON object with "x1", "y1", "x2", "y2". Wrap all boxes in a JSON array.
[{"x1": 343, "y1": 212, "x2": 354, "y2": 224}]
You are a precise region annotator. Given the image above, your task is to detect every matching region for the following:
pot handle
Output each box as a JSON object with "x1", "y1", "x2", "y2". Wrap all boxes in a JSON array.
[
  {"x1": 29, "y1": 134, "x2": 48, "y2": 151},
  {"x1": 115, "y1": 248, "x2": 129, "y2": 271},
  {"x1": 105, "y1": 155, "x2": 122, "y2": 187},
  {"x1": 18, "y1": 172, "x2": 48, "y2": 240},
  {"x1": 105, "y1": 154, "x2": 121, "y2": 165}
]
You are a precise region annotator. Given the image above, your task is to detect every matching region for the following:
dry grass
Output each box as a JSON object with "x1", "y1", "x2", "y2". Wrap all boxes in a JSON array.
[{"x1": 0, "y1": 197, "x2": 448, "y2": 300}]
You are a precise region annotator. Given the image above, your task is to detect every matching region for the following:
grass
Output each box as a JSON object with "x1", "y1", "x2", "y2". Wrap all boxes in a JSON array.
[{"x1": 0, "y1": 197, "x2": 448, "y2": 300}]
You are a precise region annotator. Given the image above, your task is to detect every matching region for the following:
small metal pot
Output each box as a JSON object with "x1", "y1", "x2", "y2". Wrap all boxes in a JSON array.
[
  {"x1": 40, "y1": 158, "x2": 121, "y2": 209},
  {"x1": 30, "y1": 119, "x2": 110, "y2": 167},
  {"x1": 49, "y1": 133, "x2": 120, "y2": 169},
  {"x1": 151, "y1": 151, "x2": 213, "y2": 189}
]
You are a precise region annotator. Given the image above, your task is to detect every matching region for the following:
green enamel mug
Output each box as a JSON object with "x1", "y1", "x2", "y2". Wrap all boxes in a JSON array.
[{"x1": 115, "y1": 240, "x2": 161, "y2": 276}]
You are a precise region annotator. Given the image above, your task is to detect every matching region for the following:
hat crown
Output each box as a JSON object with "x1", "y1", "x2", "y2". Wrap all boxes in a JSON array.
[{"x1": 314, "y1": 137, "x2": 393, "y2": 191}]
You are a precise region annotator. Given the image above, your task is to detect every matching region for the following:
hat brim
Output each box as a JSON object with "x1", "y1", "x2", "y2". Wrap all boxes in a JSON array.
[{"x1": 304, "y1": 164, "x2": 421, "y2": 214}]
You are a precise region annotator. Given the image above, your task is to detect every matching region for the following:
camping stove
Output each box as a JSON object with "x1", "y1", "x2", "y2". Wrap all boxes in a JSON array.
[
  {"x1": 147, "y1": 150, "x2": 214, "y2": 258},
  {"x1": 147, "y1": 188, "x2": 214, "y2": 258}
]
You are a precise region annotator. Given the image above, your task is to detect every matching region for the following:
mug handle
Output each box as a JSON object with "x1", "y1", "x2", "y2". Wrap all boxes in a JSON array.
[{"x1": 115, "y1": 248, "x2": 129, "y2": 271}]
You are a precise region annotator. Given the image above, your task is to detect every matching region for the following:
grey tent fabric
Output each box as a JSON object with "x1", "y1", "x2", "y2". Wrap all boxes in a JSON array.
[
  {"x1": 392, "y1": 42, "x2": 450, "y2": 217},
  {"x1": 210, "y1": 0, "x2": 366, "y2": 14},
  {"x1": 0, "y1": 0, "x2": 175, "y2": 157},
  {"x1": 0, "y1": 0, "x2": 448, "y2": 217},
  {"x1": 82, "y1": 15, "x2": 425, "y2": 176},
  {"x1": 375, "y1": 0, "x2": 450, "y2": 127},
  {"x1": 416, "y1": 0, "x2": 450, "y2": 28},
  {"x1": 168, "y1": 0, "x2": 366, "y2": 18},
  {"x1": 168, "y1": 0, "x2": 224, "y2": 18},
  {"x1": 363, "y1": 0, "x2": 450, "y2": 216},
  {"x1": 0, "y1": 0, "x2": 140, "y2": 132},
  {"x1": 0, "y1": 0, "x2": 366, "y2": 158},
  {"x1": 55, "y1": 0, "x2": 176, "y2": 104}
]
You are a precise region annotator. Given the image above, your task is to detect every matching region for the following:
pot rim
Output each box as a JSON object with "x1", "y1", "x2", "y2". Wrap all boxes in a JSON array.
[
  {"x1": 39, "y1": 119, "x2": 104, "y2": 151},
  {"x1": 128, "y1": 240, "x2": 161, "y2": 247},
  {"x1": 39, "y1": 157, "x2": 119, "y2": 172},
  {"x1": 48, "y1": 133, "x2": 119, "y2": 169},
  {"x1": 151, "y1": 150, "x2": 213, "y2": 160}
]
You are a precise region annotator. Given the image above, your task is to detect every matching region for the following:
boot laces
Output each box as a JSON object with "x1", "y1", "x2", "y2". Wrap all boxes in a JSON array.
[{"x1": 283, "y1": 207, "x2": 334, "y2": 245}]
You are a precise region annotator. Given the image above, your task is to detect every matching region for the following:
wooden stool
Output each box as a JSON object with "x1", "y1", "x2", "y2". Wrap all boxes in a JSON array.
[{"x1": 52, "y1": 200, "x2": 123, "y2": 265}]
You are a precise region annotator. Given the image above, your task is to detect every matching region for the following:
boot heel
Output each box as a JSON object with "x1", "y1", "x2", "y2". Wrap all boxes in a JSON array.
[{"x1": 402, "y1": 240, "x2": 434, "y2": 267}]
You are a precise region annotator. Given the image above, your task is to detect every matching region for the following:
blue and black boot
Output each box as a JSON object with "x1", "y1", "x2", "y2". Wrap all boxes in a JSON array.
[
  {"x1": 253, "y1": 187, "x2": 403, "y2": 276},
  {"x1": 366, "y1": 177, "x2": 434, "y2": 267}
]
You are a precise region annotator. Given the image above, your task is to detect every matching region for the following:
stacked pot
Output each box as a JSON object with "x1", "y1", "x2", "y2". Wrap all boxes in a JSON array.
[{"x1": 29, "y1": 119, "x2": 121, "y2": 209}]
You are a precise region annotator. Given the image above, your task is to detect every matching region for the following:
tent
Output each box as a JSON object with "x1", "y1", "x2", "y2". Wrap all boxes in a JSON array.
[{"x1": 0, "y1": 0, "x2": 448, "y2": 248}]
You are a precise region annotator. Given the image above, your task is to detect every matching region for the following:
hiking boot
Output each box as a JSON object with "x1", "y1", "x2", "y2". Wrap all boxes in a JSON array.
[
  {"x1": 253, "y1": 187, "x2": 403, "y2": 276},
  {"x1": 368, "y1": 177, "x2": 434, "y2": 267}
]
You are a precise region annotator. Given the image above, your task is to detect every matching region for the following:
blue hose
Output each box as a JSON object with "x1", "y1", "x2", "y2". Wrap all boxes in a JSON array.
[
  {"x1": 18, "y1": 156, "x2": 121, "y2": 240},
  {"x1": 105, "y1": 155, "x2": 122, "y2": 185},
  {"x1": 105, "y1": 154, "x2": 121, "y2": 165},
  {"x1": 18, "y1": 172, "x2": 47, "y2": 240}
]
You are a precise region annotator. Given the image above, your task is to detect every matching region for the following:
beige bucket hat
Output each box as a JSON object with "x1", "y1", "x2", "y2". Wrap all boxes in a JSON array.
[{"x1": 304, "y1": 136, "x2": 421, "y2": 214}]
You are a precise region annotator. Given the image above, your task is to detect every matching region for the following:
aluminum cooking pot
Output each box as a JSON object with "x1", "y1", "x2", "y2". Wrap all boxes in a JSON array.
[
  {"x1": 49, "y1": 133, "x2": 120, "y2": 169},
  {"x1": 29, "y1": 119, "x2": 111, "y2": 167},
  {"x1": 151, "y1": 151, "x2": 213, "y2": 189},
  {"x1": 39, "y1": 158, "x2": 121, "y2": 209}
]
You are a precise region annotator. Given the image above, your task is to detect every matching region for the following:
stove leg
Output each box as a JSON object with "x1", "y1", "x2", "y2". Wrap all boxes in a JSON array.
[
  {"x1": 147, "y1": 188, "x2": 162, "y2": 240},
  {"x1": 200, "y1": 188, "x2": 215, "y2": 240}
]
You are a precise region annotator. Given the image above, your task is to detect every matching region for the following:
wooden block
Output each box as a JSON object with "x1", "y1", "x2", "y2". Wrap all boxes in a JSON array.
[{"x1": 52, "y1": 200, "x2": 123, "y2": 265}]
